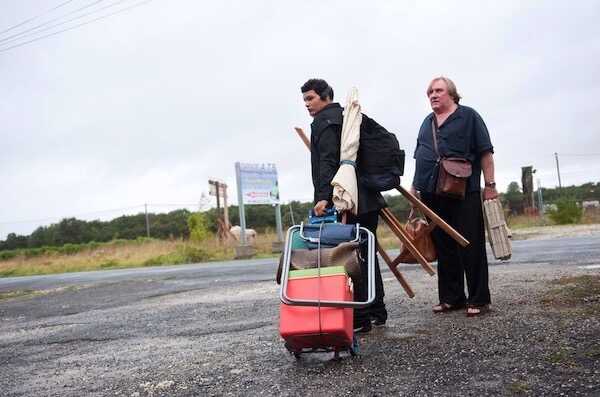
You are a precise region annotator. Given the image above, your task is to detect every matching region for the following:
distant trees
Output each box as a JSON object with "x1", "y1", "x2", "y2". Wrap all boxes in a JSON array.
[
  {"x1": 1, "y1": 181, "x2": 598, "y2": 251},
  {"x1": 0, "y1": 209, "x2": 193, "y2": 251},
  {"x1": 502, "y1": 182, "x2": 524, "y2": 214},
  {"x1": 540, "y1": 182, "x2": 600, "y2": 203}
]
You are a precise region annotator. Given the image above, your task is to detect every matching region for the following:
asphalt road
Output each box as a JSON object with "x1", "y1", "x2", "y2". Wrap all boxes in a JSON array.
[
  {"x1": 1, "y1": 236, "x2": 599, "y2": 396},
  {"x1": 1, "y1": 236, "x2": 599, "y2": 294}
]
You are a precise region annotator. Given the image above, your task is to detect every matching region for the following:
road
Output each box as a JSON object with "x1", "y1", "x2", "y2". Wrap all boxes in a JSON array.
[
  {"x1": 1, "y1": 236, "x2": 599, "y2": 293},
  {"x1": 1, "y1": 235, "x2": 599, "y2": 396}
]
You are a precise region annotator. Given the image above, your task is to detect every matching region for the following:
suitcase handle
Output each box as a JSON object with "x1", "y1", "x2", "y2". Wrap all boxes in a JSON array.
[{"x1": 298, "y1": 222, "x2": 360, "y2": 245}]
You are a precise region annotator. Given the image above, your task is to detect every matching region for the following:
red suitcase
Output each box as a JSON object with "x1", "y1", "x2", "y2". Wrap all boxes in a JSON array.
[{"x1": 279, "y1": 267, "x2": 354, "y2": 354}]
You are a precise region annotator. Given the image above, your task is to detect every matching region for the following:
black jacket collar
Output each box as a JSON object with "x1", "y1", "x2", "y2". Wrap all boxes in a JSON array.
[{"x1": 311, "y1": 103, "x2": 343, "y2": 134}]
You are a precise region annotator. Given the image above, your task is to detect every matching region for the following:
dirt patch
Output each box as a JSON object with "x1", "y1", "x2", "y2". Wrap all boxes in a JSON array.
[
  {"x1": 542, "y1": 274, "x2": 600, "y2": 313},
  {"x1": 0, "y1": 289, "x2": 39, "y2": 301}
]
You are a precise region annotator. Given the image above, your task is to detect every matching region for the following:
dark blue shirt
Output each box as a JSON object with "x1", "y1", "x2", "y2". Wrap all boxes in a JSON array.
[{"x1": 412, "y1": 105, "x2": 493, "y2": 193}]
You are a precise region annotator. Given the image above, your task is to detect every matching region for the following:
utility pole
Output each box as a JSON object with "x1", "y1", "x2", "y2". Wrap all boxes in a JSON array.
[
  {"x1": 537, "y1": 179, "x2": 544, "y2": 215},
  {"x1": 275, "y1": 204, "x2": 284, "y2": 243},
  {"x1": 144, "y1": 203, "x2": 150, "y2": 238},
  {"x1": 555, "y1": 152, "x2": 562, "y2": 190},
  {"x1": 209, "y1": 179, "x2": 230, "y2": 242},
  {"x1": 521, "y1": 166, "x2": 535, "y2": 211},
  {"x1": 288, "y1": 201, "x2": 295, "y2": 225},
  {"x1": 222, "y1": 184, "x2": 230, "y2": 229},
  {"x1": 215, "y1": 181, "x2": 221, "y2": 220}
]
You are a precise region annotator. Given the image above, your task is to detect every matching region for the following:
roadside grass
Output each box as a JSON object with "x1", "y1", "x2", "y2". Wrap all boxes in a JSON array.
[
  {"x1": 377, "y1": 222, "x2": 407, "y2": 250},
  {"x1": 2, "y1": 220, "x2": 598, "y2": 277},
  {"x1": 508, "y1": 211, "x2": 599, "y2": 230},
  {"x1": 507, "y1": 214, "x2": 551, "y2": 229},
  {"x1": 0, "y1": 233, "x2": 280, "y2": 277}
]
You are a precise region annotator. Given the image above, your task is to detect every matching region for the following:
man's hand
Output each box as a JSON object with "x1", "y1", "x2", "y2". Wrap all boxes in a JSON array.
[
  {"x1": 483, "y1": 186, "x2": 498, "y2": 201},
  {"x1": 313, "y1": 200, "x2": 328, "y2": 216}
]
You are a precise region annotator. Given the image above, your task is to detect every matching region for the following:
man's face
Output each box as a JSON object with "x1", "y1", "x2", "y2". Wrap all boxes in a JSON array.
[
  {"x1": 428, "y1": 79, "x2": 454, "y2": 112},
  {"x1": 303, "y1": 90, "x2": 330, "y2": 117}
]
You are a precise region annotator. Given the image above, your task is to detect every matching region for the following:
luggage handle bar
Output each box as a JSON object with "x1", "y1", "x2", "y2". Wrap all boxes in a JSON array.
[
  {"x1": 279, "y1": 225, "x2": 375, "y2": 308},
  {"x1": 298, "y1": 222, "x2": 361, "y2": 244}
]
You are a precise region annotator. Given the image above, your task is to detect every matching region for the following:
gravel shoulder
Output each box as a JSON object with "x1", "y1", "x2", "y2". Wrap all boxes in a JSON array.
[{"x1": 1, "y1": 256, "x2": 599, "y2": 396}]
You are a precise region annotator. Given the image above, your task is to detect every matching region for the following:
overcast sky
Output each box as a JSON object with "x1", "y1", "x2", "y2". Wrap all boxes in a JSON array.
[{"x1": 1, "y1": 0, "x2": 599, "y2": 239}]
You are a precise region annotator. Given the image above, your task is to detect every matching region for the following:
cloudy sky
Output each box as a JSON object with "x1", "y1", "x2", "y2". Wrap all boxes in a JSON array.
[{"x1": 1, "y1": 0, "x2": 599, "y2": 239}]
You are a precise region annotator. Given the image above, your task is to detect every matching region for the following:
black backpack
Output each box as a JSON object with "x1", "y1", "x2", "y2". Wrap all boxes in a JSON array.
[{"x1": 357, "y1": 114, "x2": 405, "y2": 192}]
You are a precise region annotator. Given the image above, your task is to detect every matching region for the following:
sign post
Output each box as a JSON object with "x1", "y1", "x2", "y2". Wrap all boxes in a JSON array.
[
  {"x1": 209, "y1": 180, "x2": 230, "y2": 242},
  {"x1": 234, "y1": 163, "x2": 248, "y2": 247}
]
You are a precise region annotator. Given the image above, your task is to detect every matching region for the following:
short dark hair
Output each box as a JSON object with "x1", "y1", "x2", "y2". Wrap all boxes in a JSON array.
[{"x1": 301, "y1": 78, "x2": 334, "y2": 101}]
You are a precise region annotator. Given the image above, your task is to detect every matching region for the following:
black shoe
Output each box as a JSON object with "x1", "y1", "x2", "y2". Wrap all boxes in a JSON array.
[
  {"x1": 372, "y1": 318, "x2": 386, "y2": 327},
  {"x1": 353, "y1": 321, "x2": 372, "y2": 334}
]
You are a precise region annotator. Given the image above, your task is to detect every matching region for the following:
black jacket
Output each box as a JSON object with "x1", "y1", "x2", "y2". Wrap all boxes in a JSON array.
[{"x1": 310, "y1": 103, "x2": 386, "y2": 215}]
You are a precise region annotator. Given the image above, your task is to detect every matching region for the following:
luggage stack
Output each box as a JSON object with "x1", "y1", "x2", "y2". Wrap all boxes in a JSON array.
[{"x1": 278, "y1": 218, "x2": 375, "y2": 360}]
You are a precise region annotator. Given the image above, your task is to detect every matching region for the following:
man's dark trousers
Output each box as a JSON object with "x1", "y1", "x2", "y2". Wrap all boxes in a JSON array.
[
  {"x1": 347, "y1": 210, "x2": 387, "y2": 326},
  {"x1": 422, "y1": 191, "x2": 491, "y2": 306}
]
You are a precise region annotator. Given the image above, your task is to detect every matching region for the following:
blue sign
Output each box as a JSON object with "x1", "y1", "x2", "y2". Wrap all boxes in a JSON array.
[{"x1": 237, "y1": 163, "x2": 280, "y2": 205}]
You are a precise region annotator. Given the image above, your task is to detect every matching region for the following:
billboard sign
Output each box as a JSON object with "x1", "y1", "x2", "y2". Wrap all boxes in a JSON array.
[{"x1": 236, "y1": 162, "x2": 280, "y2": 205}]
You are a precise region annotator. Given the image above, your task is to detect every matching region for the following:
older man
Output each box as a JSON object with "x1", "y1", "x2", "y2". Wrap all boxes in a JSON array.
[{"x1": 411, "y1": 76, "x2": 498, "y2": 317}]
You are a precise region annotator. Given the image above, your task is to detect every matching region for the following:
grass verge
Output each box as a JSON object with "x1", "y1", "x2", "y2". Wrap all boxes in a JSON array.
[{"x1": 0, "y1": 233, "x2": 280, "y2": 277}]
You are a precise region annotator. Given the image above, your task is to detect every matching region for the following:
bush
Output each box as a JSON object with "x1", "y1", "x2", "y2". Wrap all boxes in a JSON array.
[
  {"x1": 548, "y1": 198, "x2": 583, "y2": 224},
  {"x1": 178, "y1": 245, "x2": 210, "y2": 263},
  {"x1": 0, "y1": 251, "x2": 17, "y2": 261},
  {"x1": 142, "y1": 245, "x2": 211, "y2": 267},
  {"x1": 187, "y1": 213, "x2": 211, "y2": 242},
  {"x1": 61, "y1": 243, "x2": 81, "y2": 255}
]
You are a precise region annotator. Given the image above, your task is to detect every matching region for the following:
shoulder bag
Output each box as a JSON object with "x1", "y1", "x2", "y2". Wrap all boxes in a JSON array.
[{"x1": 432, "y1": 119, "x2": 472, "y2": 199}]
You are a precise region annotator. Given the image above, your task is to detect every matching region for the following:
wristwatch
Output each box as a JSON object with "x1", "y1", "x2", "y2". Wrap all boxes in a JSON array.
[{"x1": 485, "y1": 181, "x2": 496, "y2": 188}]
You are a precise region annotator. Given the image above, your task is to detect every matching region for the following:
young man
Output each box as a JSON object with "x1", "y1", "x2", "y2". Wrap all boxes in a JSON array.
[
  {"x1": 411, "y1": 76, "x2": 497, "y2": 317},
  {"x1": 301, "y1": 78, "x2": 387, "y2": 332}
]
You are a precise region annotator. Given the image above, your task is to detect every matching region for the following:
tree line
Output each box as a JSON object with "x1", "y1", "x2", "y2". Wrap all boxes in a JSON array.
[{"x1": 1, "y1": 182, "x2": 597, "y2": 251}]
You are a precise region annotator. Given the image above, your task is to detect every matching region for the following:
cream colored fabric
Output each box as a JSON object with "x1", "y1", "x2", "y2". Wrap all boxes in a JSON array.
[{"x1": 332, "y1": 87, "x2": 362, "y2": 215}]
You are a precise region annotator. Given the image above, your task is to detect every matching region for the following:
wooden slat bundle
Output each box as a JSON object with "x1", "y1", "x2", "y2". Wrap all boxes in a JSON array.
[{"x1": 482, "y1": 198, "x2": 511, "y2": 260}]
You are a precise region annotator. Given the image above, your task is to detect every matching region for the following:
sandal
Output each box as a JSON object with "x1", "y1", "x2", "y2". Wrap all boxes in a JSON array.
[
  {"x1": 466, "y1": 304, "x2": 489, "y2": 317},
  {"x1": 432, "y1": 303, "x2": 465, "y2": 314}
]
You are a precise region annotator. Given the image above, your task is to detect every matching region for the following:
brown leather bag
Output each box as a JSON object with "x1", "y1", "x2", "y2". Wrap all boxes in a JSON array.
[
  {"x1": 436, "y1": 157, "x2": 472, "y2": 199},
  {"x1": 432, "y1": 121, "x2": 472, "y2": 200},
  {"x1": 397, "y1": 210, "x2": 437, "y2": 264}
]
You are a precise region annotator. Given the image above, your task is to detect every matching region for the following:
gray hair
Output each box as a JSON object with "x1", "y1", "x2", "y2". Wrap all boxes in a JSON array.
[{"x1": 427, "y1": 76, "x2": 461, "y2": 104}]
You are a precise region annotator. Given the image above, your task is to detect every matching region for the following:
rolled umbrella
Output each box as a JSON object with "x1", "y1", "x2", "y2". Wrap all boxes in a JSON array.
[{"x1": 331, "y1": 87, "x2": 362, "y2": 215}]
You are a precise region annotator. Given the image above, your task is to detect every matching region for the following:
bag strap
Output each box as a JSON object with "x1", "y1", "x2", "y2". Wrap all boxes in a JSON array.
[
  {"x1": 431, "y1": 118, "x2": 440, "y2": 159},
  {"x1": 408, "y1": 207, "x2": 437, "y2": 232}
]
